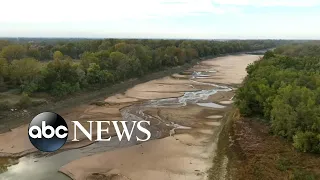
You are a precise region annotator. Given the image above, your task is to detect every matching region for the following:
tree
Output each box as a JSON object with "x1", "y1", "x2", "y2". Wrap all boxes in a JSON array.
[
  {"x1": 263, "y1": 50, "x2": 276, "y2": 59},
  {"x1": 27, "y1": 48, "x2": 41, "y2": 59},
  {"x1": 235, "y1": 43, "x2": 320, "y2": 153},
  {"x1": 185, "y1": 48, "x2": 198, "y2": 62},
  {"x1": 293, "y1": 132, "x2": 320, "y2": 153},
  {"x1": 86, "y1": 63, "x2": 113, "y2": 85},
  {"x1": 0, "y1": 58, "x2": 8, "y2": 88},
  {"x1": 9, "y1": 58, "x2": 41, "y2": 86},
  {"x1": 80, "y1": 52, "x2": 99, "y2": 70},
  {"x1": 0, "y1": 38, "x2": 283, "y2": 101},
  {"x1": 162, "y1": 46, "x2": 179, "y2": 66},
  {"x1": 53, "y1": 51, "x2": 64, "y2": 61},
  {"x1": 39, "y1": 48, "x2": 51, "y2": 60},
  {"x1": 129, "y1": 56, "x2": 143, "y2": 76},
  {"x1": 43, "y1": 59, "x2": 83, "y2": 96},
  {"x1": 0, "y1": 40, "x2": 10, "y2": 51},
  {"x1": 114, "y1": 42, "x2": 134, "y2": 54},
  {"x1": 109, "y1": 52, "x2": 128, "y2": 69},
  {"x1": 0, "y1": 44, "x2": 26, "y2": 61},
  {"x1": 0, "y1": 58, "x2": 8, "y2": 78},
  {"x1": 132, "y1": 45, "x2": 151, "y2": 73},
  {"x1": 98, "y1": 41, "x2": 112, "y2": 51},
  {"x1": 271, "y1": 96, "x2": 298, "y2": 138},
  {"x1": 116, "y1": 57, "x2": 131, "y2": 80},
  {"x1": 174, "y1": 47, "x2": 186, "y2": 65},
  {"x1": 94, "y1": 50, "x2": 110, "y2": 69}
]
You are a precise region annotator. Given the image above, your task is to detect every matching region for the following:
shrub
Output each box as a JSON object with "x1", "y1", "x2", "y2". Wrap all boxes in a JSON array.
[
  {"x1": 293, "y1": 168, "x2": 317, "y2": 180},
  {"x1": 263, "y1": 50, "x2": 276, "y2": 59},
  {"x1": 293, "y1": 132, "x2": 320, "y2": 153},
  {"x1": 51, "y1": 82, "x2": 80, "y2": 97},
  {"x1": 17, "y1": 93, "x2": 32, "y2": 108},
  {"x1": 21, "y1": 81, "x2": 39, "y2": 95},
  {"x1": 276, "y1": 157, "x2": 292, "y2": 171}
]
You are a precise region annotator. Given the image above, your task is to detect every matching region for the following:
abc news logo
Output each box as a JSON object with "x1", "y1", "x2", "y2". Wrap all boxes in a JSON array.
[{"x1": 28, "y1": 112, "x2": 151, "y2": 152}]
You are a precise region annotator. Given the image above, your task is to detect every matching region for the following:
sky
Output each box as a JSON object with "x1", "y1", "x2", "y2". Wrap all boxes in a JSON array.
[{"x1": 0, "y1": 0, "x2": 319, "y2": 39}]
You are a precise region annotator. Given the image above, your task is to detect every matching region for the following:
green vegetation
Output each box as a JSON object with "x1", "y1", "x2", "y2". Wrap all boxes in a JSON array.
[
  {"x1": 293, "y1": 168, "x2": 318, "y2": 180},
  {"x1": 0, "y1": 39, "x2": 280, "y2": 94},
  {"x1": 0, "y1": 39, "x2": 282, "y2": 110},
  {"x1": 235, "y1": 42, "x2": 320, "y2": 153},
  {"x1": 274, "y1": 42, "x2": 320, "y2": 57},
  {"x1": 276, "y1": 157, "x2": 318, "y2": 180}
]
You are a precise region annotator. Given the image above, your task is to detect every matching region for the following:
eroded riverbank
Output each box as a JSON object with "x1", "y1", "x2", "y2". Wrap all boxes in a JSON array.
[{"x1": 0, "y1": 54, "x2": 261, "y2": 180}]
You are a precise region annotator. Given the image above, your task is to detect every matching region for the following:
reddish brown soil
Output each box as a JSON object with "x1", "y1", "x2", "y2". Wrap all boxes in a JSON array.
[{"x1": 229, "y1": 117, "x2": 320, "y2": 180}]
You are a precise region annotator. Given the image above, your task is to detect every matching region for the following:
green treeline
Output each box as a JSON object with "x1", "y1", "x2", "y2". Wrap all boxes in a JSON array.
[
  {"x1": 236, "y1": 43, "x2": 320, "y2": 153},
  {"x1": 0, "y1": 39, "x2": 281, "y2": 98},
  {"x1": 274, "y1": 42, "x2": 320, "y2": 57}
]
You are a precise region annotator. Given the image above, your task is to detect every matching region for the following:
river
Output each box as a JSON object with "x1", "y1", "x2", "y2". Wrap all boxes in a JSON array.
[
  {"x1": 0, "y1": 54, "x2": 261, "y2": 180},
  {"x1": 0, "y1": 71, "x2": 231, "y2": 180}
]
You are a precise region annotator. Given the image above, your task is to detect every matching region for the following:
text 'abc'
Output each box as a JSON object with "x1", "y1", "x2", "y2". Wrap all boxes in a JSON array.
[{"x1": 28, "y1": 112, "x2": 151, "y2": 152}]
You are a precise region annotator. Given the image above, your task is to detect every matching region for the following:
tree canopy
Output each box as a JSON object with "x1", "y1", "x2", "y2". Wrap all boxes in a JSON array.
[
  {"x1": 0, "y1": 38, "x2": 285, "y2": 98},
  {"x1": 235, "y1": 43, "x2": 320, "y2": 153}
]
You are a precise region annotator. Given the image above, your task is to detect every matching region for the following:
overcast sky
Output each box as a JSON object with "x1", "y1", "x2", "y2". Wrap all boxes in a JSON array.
[{"x1": 0, "y1": 0, "x2": 319, "y2": 39}]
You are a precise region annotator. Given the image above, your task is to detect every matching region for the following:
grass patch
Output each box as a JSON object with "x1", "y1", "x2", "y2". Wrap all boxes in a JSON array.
[
  {"x1": 293, "y1": 168, "x2": 318, "y2": 180},
  {"x1": 276, "y1": 157, "x2": 292, "y2": 171}
]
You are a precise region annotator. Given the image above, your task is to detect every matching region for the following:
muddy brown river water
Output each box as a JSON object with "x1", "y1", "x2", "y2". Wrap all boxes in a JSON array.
[{"x1": 0, "y1": 54, "x2": 261, "y2": 180}]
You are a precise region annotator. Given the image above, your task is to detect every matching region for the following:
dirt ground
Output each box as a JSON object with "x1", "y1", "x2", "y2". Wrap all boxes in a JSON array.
[
  {"x1": 228, "y1": 117, "x2": 320, "y2": 180},
  {"x1": 219, "y1": 113, "x2": 320, "y2": 180}
]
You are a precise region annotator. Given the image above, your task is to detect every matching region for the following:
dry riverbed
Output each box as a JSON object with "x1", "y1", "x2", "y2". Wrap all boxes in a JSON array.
[{"x1": 0, "y1": 54, "x2": 260, "y2": 180}]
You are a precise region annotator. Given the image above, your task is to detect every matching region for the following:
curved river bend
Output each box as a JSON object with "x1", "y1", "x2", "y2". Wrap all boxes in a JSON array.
[{"x1": 0, "y1": 71, "x2": 231, "y2": 180}]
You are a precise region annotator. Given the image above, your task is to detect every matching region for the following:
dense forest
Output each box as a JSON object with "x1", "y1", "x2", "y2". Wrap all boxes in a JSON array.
[
  {"x1": 235, "y1": 42, "x2": 320, "y2": 153},
  {"x1": 0, "y1": 39, "x2": 285, "y2": 110},
  {"x1": 0, "y1": 39, "x2": 283, "y2": 95}
]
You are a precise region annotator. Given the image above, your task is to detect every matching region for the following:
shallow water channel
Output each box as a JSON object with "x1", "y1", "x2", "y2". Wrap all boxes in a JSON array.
[{"x1": 0, "y1": 71, "x2": 231, "y2": 180}]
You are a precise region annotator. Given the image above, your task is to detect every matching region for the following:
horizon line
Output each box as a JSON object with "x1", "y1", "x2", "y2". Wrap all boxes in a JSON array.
[{"x1": 0, "y1": 36, "x2": 318, "y2": 41}]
